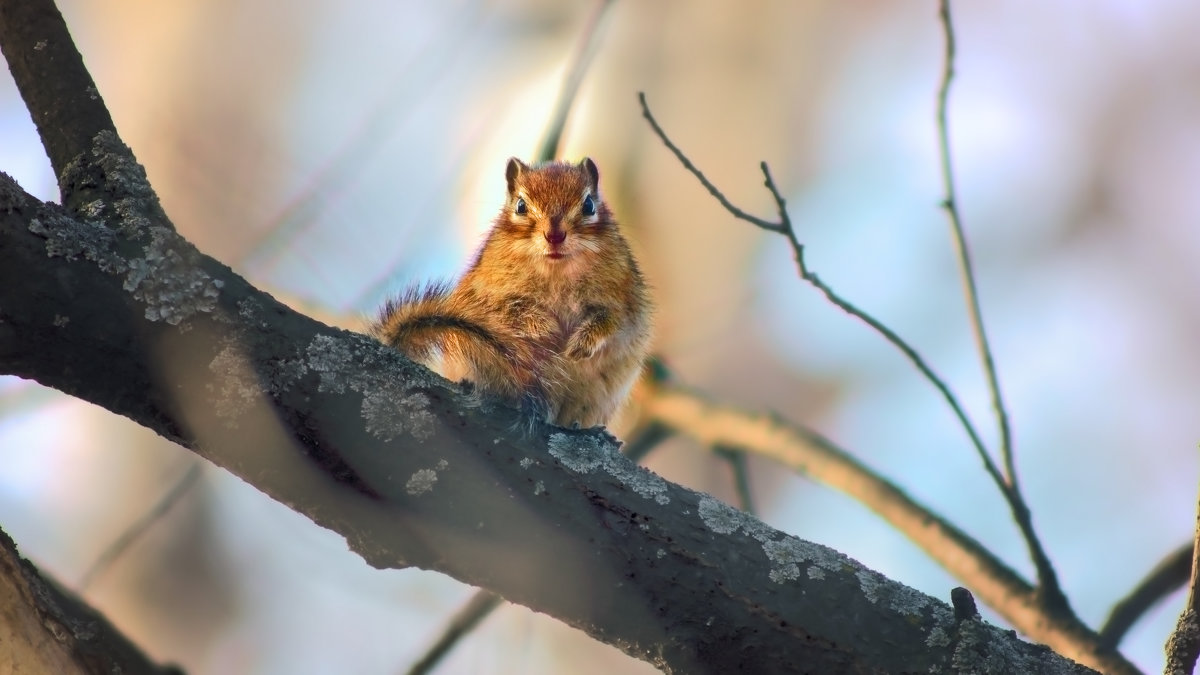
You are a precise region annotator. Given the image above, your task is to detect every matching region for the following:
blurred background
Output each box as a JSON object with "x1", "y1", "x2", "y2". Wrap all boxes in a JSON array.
[{"x1": 2, "y1": 0, "x2": 1199, "y2": 672}]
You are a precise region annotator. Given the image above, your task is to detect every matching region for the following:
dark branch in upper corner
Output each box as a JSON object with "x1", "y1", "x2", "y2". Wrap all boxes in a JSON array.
[{"x1": 0, "y1": 0, "x2": 117, "y2": 195}]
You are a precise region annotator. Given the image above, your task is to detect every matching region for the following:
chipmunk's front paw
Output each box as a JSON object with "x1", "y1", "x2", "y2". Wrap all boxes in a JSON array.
[{"x1": 565, "y1": 333, "x2": 604, "y2": 360}]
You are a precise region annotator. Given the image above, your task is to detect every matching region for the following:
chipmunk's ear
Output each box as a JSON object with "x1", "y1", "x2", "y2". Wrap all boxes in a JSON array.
[
  {"x1": 505, "y1": 158, "x2": 528, "y2": 193},
  {"x1": 580, "y1": 157, "x2": 599, "y2": 191}
]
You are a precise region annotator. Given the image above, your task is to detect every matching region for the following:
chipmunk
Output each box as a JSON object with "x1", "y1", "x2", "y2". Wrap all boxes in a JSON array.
[{"x1": 372, "y1": 157, "x2": 653, "y2": 429}]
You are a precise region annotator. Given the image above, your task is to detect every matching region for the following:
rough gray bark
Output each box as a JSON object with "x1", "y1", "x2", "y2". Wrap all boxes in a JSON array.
[{"x1": 0, "y1": 0, "x2": 1106, "y2": 672}]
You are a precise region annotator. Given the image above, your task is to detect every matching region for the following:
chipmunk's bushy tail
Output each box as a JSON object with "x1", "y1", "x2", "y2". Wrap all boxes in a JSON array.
[{"x1": 371, "y1": 283, "x2": 532, "y2": 402}]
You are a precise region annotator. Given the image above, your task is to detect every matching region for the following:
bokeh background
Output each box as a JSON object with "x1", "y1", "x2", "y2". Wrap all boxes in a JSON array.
[{"x1": 2, "y1": 0, "x2": 1199, "y2": 672}]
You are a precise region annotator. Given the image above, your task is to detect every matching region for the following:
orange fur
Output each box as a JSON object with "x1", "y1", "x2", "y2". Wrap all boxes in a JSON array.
[{"x1": 373, "y1": 158, "x2": 653, "y2": 428}]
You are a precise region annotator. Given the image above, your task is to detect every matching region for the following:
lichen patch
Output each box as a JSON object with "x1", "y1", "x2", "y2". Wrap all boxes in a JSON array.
[
  {"x1": 306, "y1": 333, "x2": 439, "y2": 444},
  {"x1": 697, "y1": 495, "x2": 852, "y2": 585},
  {"x1": 207, "y1": 344, "x2": 265, "y2": 427},
  {"x1": 548, "y1": 432, "x2": 670, "y2": 505},
  {"x1": 405, "y1": 469, "x2": 437, "y2": 495}
]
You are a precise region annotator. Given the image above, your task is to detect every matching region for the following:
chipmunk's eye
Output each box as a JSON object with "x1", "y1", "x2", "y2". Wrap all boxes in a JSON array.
[
  {"x1": 515, "y1": 198, "x2": 527, "y2": 215},
  {"x1": 581, "y1": 195, "x2": 596, "y2": 217}
]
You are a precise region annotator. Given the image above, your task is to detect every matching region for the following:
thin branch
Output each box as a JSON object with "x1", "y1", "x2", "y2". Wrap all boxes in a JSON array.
[
  {"x1": 535, "y1": 0, "x2": 616, "y2": 163},
  {"x1": 933, "y1": 0, "x2": 1065, "y2": 613},
  {"x1": 1164, "y1": 485, "x2": 1200, "y2": 674},
  {"x1": 406, "y1": 590, "x2": 504, "y2": 675},
  {"x1": 78, "y1": 462, "x2": 203, "y2": 592},
  {"x1": 636, "y1": 93, "x2": 781, "y2": 231},
  {"x1": 637, "y1": 91, "x2": 1005, "y2": 510},
  {"x1": 935, "y1": 0, "x2": 1015, "y2": 494},
  {"x1": 1101, "y1": 541, "x2": 1192, "y2": 648},
  {"x1": 640, "y1": 383, "x2": 1136, "y2": 674}
]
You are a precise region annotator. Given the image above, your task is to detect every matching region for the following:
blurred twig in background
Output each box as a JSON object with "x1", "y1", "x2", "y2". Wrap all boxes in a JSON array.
[{"x1": 78, "y1": 462, "x2": 203, "y2": 592}]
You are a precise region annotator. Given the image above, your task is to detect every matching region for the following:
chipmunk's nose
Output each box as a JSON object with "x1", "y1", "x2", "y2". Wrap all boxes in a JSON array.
[{"x1": 545, "y1": 216, "x2": 566, "y2": 245}]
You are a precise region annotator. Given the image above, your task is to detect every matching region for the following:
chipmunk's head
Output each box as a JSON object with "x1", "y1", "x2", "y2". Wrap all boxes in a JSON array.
[{"x1": 499, "y1": 157, "x2": 617, "y2": 271}]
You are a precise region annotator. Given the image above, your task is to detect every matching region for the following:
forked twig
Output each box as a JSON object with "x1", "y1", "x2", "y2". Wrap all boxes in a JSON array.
[{"x1": 637, "y1": 90, "x2": 1002, "y2": 502}]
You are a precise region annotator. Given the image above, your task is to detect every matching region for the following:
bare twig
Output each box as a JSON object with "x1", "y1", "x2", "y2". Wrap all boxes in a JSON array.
[
  {"x1": 636, "y1": 94, "x2": 780, "y2": 232},
  {"x1": 535, "y1": 0, "x2": 616, "y2": 162},
  {"x1": 1101, "y1": 541, "x2": 1192, "y2": 648},
  {"x1": 935, "y1": 0, "x2": 1013, "y2": 485},
  {"x1": 934, "y1": 0, "x2": 1066, "y2": 613},
  {"x1": 78, "y1": 462, "x2": 203, "y2": 592},
  {"x1": 406, "y1": 590, "x2": 505, "y2": 675},
  {"x1": 1164, "y1": 485, "x2": 1200, "y2": 674},
  {"x1": 640, "y1": 383, "x2": 1136, "y2": 674}
]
